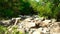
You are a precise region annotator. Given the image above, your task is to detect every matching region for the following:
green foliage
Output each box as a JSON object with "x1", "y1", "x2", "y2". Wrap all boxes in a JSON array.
[
  {"x1": 0, "y1": 25, "x2": 24, "y2": 34},
  {"x1": 0, "y1": 0, "x2": 60, "y2": 19},
  {"x1": 54, "y1": 3, "x2": 60, "y2": 19},
  {"x1": 5, "y1": 25, "x2": 24, "y2": 34},
  {"x1": 0, "y1": 0, "x2": 35, "y2": 18},
  {"x1": 29, "y1": 0, "x2": 60, "y2": 19},
  {"x1": 0, "y1": 25, "x2": 7, "y2": 34},
  {"x1": 38, "y1": 2, "x2": 52, "y2": 17}
]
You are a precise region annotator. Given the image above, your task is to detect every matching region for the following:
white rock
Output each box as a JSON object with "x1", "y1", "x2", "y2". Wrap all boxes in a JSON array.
[
  {"x1": 18, "y1": 23, "x2": 23, "y2": 29},
  {"x1": 42, "y1": 27, "x2": 48, "y2": 33},
  {"x1": 12, "y1": 17, "x2": 21, "y2": 20},
  {"x1": 16, "y1": 17, "x2": 21, "y2": 20},
  {"x1": 34, "y1": 17, "x2": 44, "y2": 21},
  {"x1": 32, "y1": 31, "x2": 40, "y2": 34},
  {"x1": 25, "y1": 22, "x2": 35, "y2": 29},
  {"x1": 28, "y1": 22, "x2": 35, "y2": 27},
  {"x1": 32, "y1": 28, "x2": 42, "y2": 34},
  {"x1": 24, "y1": 17, "x2": 32, "y2": 22},
  {"x1": 43, "y1": 20, "x2": 51, "y2": 24},
  {"x1": 51, "y1": 19, "x2": 56, "y2": 23},
  {"x1": 40, "y1": 20, "x2": 51, "y2": 26},
  {"x1": 38, "y1": 28, "x2": 43, "y2": 31},
  {"x1": 1, "y1": 20, "x2": 11, "y2": 24},
  {"x1": 34, "y1": 18, "x2": 39, "y2": 20}
]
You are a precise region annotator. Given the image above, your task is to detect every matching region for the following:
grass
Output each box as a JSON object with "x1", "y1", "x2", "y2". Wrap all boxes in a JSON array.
[{"x1": 0, "y1": 25, "x2": 24, "y2": 34}]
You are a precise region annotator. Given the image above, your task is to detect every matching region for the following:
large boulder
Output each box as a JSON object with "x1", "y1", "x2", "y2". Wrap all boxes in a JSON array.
[
  {"x1": 50, "y1": 22, "x2": 60, "y2": 34},
  {"x1": 39, "y1": 19, "x2": 51, "y2": 27}
]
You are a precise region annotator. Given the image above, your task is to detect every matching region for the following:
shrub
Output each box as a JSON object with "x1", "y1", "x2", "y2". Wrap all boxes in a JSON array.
[
  {"x1": 0, "y1": 25, "x2": 7, "y2": 34},
  {"x1": 29, "y1": 0, "x2": 60, "y2": 19}
]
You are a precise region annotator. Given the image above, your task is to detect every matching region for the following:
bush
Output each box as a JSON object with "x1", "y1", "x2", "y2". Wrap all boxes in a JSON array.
[
  {"x1": 0, "y1": 25, "x2": 7, "y2": 34},
  {"x1": 0, "y1": 0, "x2": 36, "y2": 18},
  {"x1": 29, "y1": 0, "x2": 60, "y2": 19}
]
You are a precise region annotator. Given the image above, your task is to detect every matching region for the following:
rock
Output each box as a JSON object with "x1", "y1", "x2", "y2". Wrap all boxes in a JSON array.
[
  {"x1": 32, "y1": 31, "x2": 40, "y2": 34},
  {"x1": 29, "y1": 27, "x2": 49, "y2": 34},
  {"x1": 17, "y1": 28, "x2": 25, "y2": 34},
  {"x1": 12, "y1": 17, "x2": 21, "y2": 20},
  {"x1": 19, "y1": 15, "x2": 24, "y2": 17},
  {"x1": 34, "y1": 17, "x2": 44, "y2": 21},
  {"x1": 50, "y1": 27, "x2": 60, "y2": 34},
  {"x1": 33, "y1": 18, "x2": 42, "y2": 25},
  {"x1": 38, "y1": 27, "x2": 49, "y2": 34},
  {"x1": 33, "y1": 15, "x2": 39, "y2": 18},
  {"x1": 51, "y1": 19, "x2": 56, "y2": 23},
  {"x1": 0, "y1": 20, "x2": 11, "y2": 26},
  {"x1": 24, "y1": 15, "x2": 31, "y2": 18},
  {"x1": 24, "y1": 17, "x2": 32, "y2": 22},
  {"x1": 18, "y1": 19, "x2": 35, "y2": 32},
  {"x1": 49, "y1": 22, "x2": 60, "y2": 34},
  {"x1": 2, "y1": 15, "x2": 59, "y2": 34},
  {"x1": 11, "y1": 17, "x2": 21, "y2": 25},
  {"x1": 1, "y1": 20, "x2": 11, "y2": 24},
  {"x1": 29, "y1": 28, "x2": 40, "y2": 34},
  {"x1": 24, "y1": 22, "x2": 35, "y2": 32},
  {"x1": 28, "y1": 22, "x2": 35, "y2": 28},
  {"x1": 39, "y1": 20, "x2": 51, "y2": 27},
  {"x1": 29, "y1": 28, "x2": 37, "y2": 32},
  {"x1": 18, "y1": 23, "x2": 24, "y2": 29},
  {"x1": 43, "y1": 20, "x2": 51, "y2": 23}
]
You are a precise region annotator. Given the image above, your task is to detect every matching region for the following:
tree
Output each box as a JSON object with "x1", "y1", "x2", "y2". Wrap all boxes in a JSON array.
[
  {"x1": 0, "y1": 0, "x2": 35, "y2": 18},
  {"x1": 29, "y1": 0, "x2": 60, "y2": 19}
]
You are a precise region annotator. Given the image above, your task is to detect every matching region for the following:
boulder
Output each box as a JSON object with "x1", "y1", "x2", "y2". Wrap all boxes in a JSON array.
[
  {"x1": 39, "y1": 20, "x2": 51, "y2": 27},
  {"x1": 50, "y1": 22, "x2": 60, "y2": 34}
]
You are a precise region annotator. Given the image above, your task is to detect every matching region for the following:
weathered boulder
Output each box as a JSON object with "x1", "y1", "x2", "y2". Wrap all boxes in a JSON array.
[
  {"x1": 50, "y1": 22, "x2": 60, "y2": 34},
  {"x1": 39, "y1": 20, "x2": 51, "y2": 27},
  {"x1": 0, "y1": 20, "x2": 11, "y2": 26}
]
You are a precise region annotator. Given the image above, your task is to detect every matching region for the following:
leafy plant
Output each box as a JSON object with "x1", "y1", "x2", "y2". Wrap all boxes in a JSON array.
[
  {"x1": 0, "y1": 25, "x2": 7, "y2": 34},
  {"x1": 29, "y1": 0, "x2": 60, "y2": 19}
]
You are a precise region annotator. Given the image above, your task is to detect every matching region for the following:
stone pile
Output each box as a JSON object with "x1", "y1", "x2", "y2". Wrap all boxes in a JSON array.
[
  {"x1": 0, "y1": 15, "x2": 60, "y2": 34},
  {"x1": 17, "y1": 15, "x2": 60, "y2": 34}
]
